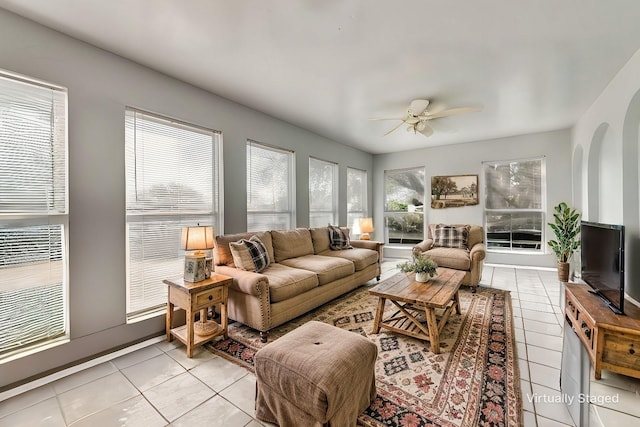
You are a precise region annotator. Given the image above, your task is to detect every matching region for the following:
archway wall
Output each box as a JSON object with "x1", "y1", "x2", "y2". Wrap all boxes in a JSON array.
[{"x1": 573, "y1": 47, "x2": 640, "y2": 303}]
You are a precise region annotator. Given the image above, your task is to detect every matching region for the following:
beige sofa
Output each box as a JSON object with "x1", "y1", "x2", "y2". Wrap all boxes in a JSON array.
[
  {"x1": 412, "y1": 224, "x2": 486, "y2": 290},
  {"x1": 213, "y1": 227, "x2": 382, "y2": 341}
]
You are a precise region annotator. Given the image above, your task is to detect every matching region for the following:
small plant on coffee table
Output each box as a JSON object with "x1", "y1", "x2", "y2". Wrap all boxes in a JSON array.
[{"x1": 397, "y1": 254, "x2": 438, "y2": 282}]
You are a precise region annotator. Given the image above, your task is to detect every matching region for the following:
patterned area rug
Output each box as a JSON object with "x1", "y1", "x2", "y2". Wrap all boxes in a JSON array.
[{"x1": 206, "y1": 282, "x2": 522, "y2": 426}]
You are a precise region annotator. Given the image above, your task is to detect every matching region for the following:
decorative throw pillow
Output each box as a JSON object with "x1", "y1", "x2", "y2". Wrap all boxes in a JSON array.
[
  {"x1": 229, "y1": 235, "x2": 271, "y2": 273},
  {"x1": 433, "y1": 225, "x2": 470, "y2": 250},
  {"x1": 328, "y1": 224, "x2": 353, "y2": 250}
]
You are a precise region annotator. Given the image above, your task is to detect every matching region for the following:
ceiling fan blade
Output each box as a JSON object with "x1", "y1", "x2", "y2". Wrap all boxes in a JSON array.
[
  {"x1": 426, "y1": 106, "x2": 481, "y2": 119},
  {"x1": 384, "y1": 119, "x2": 407, "y2": 136},
  {"x1": 409, "y1": 99, "x2": 429, "y2": 115}
]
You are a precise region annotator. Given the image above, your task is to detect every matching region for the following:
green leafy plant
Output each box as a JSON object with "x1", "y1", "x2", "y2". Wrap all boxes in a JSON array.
[
  {"x1": 547, "y1": 202, "x2": 581, "y2": 263},
  {"x1": 397, "y1": 254, "x2": 438, "y2": 277}
]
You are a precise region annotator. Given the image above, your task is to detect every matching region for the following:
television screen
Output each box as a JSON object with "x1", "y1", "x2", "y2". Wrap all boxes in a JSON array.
[{"x1": 580, "y1": 221, "x2": 625, "y2": 314}]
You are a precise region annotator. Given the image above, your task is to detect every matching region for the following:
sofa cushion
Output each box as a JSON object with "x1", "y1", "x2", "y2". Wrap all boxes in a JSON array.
[
  {"x1": 271, "y1": 228, "x2": 315, "y2": 263},
  {"x1": 229, "y1": 235, "x2": 271, "y2": 273},
  {"x1": 319, "y1": 248, "x2": 378, "y2": 271},
  {"x1": 281, "y1": 255, "x2": 355, "y2": 285},
  {"x1": 310, "y1": 227, "x2": 331, "y2": 254},
  {"x1": 215, "y1": 231, "x2": 274, "y2": 267},
  {"x1": 328, "y1": 225, "x2": 352, "y2": 250},
  {"x1": 262, "y1": 263, "x2": 319, "y2": 303},
  {"x1": 433, "y1": 224, "x2": 470, "y2": 250},
  {"x1": 425, "y1": 247, "x2": 471, "y2": 270}
]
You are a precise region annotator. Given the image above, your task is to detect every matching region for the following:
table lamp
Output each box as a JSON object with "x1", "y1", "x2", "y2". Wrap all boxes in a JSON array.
[
  {"x1": 359, "y1": 217, "x2": 374, "y2": 240},
  {"x1": 181, "y1": 225, "x2": 219, "y2": 336},
  {"x1": 181, "y1": 225, "x2": 215, "y2": 282}
]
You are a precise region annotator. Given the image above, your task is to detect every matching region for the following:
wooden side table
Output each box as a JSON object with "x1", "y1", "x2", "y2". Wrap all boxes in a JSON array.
[{"x1": 164, "y1": 274, "x2": 231, "y2": 357}]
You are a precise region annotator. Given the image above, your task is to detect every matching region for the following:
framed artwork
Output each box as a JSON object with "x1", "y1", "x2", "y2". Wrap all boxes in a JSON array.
[{"x1": 431, "y1": 174, "x2": 479, "y2": 209}]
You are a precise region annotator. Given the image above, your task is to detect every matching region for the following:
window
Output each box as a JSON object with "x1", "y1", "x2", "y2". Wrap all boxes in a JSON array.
[
  {"x1": 309, "y1": 157, "x2": 338, "y2": 227},
  {"x1": 347, "y1": 167, "x2": 367, "y2": 231},
  {"x1": 484, "y1": 157, "x2": 545, "y2": 251},
  {"x1": 384, "y1": 167, "x2": 425, "y2": 245},
  {"x1": 0, "y1": 72, "x2": 68, "y2": 359},
  {"x1": 247, "y1": 141, "x2": 295, "y2": 231},
  {"x1": 125, "y1": 109, "x2": 221, "y2": 320}
]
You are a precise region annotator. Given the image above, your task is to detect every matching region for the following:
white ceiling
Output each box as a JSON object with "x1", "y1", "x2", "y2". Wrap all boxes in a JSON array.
[{"x1": 2, "y1": 1, "x2": 640, "y2": 154}]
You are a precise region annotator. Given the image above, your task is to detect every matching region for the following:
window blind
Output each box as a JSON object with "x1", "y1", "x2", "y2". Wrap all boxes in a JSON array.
[
  {"x1": 484, "y1": 158, "x2": 545, "y2": 251},
  {"x1": 125, "y1": 109, "x2": 221, "y2": 319},
  {"x1": 347, "y1": 167, "x2": 367, "y2": 231},
  {"x1": 0, "y1": 72, "x2": 68, "y2": 358},
  {"x1": 247, "y1": 141, "x2": 295, "y2": 231},
  {"x1": 384, "y1": 167, "x2": 425, "y2": 245},
  {"x1": 309, "y1": 157, "x2": 338, "y2": 227}
]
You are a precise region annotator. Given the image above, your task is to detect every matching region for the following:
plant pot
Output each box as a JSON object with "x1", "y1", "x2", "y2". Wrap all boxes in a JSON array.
[
  {"x1": 557, "y1": 262, "x2": 570, "y2": 282},
  {"x1": 415, "y1": 272, "x2": 431, "y2": 283}
]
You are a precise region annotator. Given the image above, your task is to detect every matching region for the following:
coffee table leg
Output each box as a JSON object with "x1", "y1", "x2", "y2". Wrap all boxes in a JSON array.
[
  {"x1": 425, "y1": 307, "x2": 440, "y2": 354},
  {"x1": 372, "y1": 297, "x2": 386, "y2": 333},
  {"x1": 454, "y1": 290, "x2": 461, "y2": 315}
]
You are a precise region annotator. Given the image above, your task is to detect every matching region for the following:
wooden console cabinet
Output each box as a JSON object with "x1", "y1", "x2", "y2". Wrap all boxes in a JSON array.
[{"x1": 565, "y1": 283, "x2": 640, "y2": 379}]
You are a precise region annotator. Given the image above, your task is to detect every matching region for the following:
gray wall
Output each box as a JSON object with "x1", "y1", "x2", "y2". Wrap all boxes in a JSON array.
[
  {"x1": 0, "y1": 9, "x2": 373, "y2": 388},
  {"x1": 573, "y1": 47, "x2": 640, "y2": 303},
  {"x1": 372, "y1": 129, "x2": 573, "y2": 267}
]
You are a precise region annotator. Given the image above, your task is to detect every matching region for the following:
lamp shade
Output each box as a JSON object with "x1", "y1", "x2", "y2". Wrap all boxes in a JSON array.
[
  {"x1": 181, "y1": 226, "x2": 215, "y2": 251},
  {"x1": 359, "y1": 217, "x2": 374, "y2": 233}
]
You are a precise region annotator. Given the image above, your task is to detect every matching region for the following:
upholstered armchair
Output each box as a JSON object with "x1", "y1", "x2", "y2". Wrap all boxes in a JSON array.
[{"x1": 412, "y1": 224, "x2": 486, "y2": 290}]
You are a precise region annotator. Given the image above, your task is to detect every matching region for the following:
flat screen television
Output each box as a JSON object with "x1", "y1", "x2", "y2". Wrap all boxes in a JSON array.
[{"x1": 580, "y1": 221, "x2": 625, "y2": 314}]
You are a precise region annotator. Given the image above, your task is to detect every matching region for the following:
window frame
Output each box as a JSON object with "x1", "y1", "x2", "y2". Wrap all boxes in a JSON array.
[
  {"x1": 483, "y1": 156, "x2": 547, "y2": 253},
  {"x1": 0, "y1": 70, "x2": 69, "y2": 361},
  {"x1": 383, "y1": 166, "x2": 426, "y2": 246},
  {"x1": 309, "y1": 157, "x2": 339, "y2": 227},
  {"x1": 246, "y1": 140, "x2": 296, "y2": 231},
  {"x1": 125, "y1": 107, "x2": 223, "y2": 321}
]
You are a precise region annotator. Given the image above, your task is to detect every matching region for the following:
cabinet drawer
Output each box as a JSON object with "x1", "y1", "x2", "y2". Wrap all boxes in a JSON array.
[
  {"x1": 602, "y1": 329, "x2": 640, "y2": 371},
  {"x1": 575, "y1": 309, "x2": 595, "y2": 351},
  {"x1": 194, "y1": 286, "x2": 224, "y2": 309}
]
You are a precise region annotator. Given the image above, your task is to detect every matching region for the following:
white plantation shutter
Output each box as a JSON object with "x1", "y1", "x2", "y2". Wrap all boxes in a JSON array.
[
  {"x1": 347, "y1": 167, "x2": 367, "y2": 231},
  {"x1": 0, "y1": 72, "x2": 68, "y2": 358},
  {"x1": 125, "y1": 109, "x2": 221, "y2": 319},
  {"x1": 246, "y1": 141, "x2": 295, "y2": 231},
  {"x1": 309, "y1": 157, "x2": 338, "y2": 227}
]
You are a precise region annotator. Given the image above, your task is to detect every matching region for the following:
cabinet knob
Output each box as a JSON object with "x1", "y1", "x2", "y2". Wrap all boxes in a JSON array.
[{"x1": 208, "y1": 295, "x2": 213, "y2": 301}]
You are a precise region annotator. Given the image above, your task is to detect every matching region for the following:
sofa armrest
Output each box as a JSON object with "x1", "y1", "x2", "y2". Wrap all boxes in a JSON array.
[
  {"x1": 412, "y1": 239, "x2": 434, "y2": 257},
  {"x1": 215, "y1": 265, "x2": 269, "y2": 297}
]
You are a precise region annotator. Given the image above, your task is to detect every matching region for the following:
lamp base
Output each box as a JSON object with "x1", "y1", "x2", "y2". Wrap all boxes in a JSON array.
[
  {"x1": 194, "y1": 319, "x2": 221, "y2": 336},
  {"x1": 360, "y1": 232, "x2": 371, "y2": 240},
  {"x1": 184, "y1": 254, "x2": 206, "y2": 282}
]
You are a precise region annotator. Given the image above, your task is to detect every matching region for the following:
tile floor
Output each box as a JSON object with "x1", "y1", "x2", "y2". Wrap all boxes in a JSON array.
[{"x1": 1, "y1": 261, "x2": 640, "y2": 426}]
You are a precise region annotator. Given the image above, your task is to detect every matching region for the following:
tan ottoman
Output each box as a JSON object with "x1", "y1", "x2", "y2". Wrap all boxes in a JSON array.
[{"x1": 254, "y1": 320, "x2": 377, "y2": 427}]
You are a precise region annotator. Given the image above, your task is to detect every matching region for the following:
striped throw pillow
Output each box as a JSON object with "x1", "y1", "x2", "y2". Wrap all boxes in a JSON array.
[
  {"x1": 229, "y1": 235, "x2": 271, "y2": 273},
  {"x1": 433, "y1": 225, "x2": 470, "y2": 250},
  {"x1": 328, "y1": 225, "x2": 352, "y2": 250}
]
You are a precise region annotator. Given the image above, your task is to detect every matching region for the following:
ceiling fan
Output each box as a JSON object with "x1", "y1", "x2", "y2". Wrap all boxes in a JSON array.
[{"x1": 370, "y1": 99, "x2": 481, "y2": 137}]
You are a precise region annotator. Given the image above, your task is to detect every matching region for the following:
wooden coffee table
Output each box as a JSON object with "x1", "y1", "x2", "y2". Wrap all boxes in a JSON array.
[{"x1": 369, "y1": 268, "x2": 466, "y2": 354}]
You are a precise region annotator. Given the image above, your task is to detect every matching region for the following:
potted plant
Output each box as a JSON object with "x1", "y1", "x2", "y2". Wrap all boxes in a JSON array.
[
  {"x1": 397, "y1": 254, "x2": 438, "y2": 283},
  {"x1": 547, "y1": 202, "x2": 581, "y2": 282}
]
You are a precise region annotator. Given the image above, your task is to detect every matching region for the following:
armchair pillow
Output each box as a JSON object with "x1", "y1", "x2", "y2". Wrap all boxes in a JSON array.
[{"x1": 433, "y1": 224, "x2": 470, "y2": 250}]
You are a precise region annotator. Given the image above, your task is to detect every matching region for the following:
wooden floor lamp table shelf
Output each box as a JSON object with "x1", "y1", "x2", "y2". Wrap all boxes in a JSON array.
[{"x1": 164, "y1": 274, "x2": 232, "y2": 358}]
